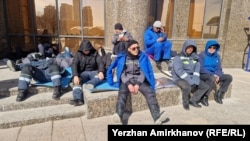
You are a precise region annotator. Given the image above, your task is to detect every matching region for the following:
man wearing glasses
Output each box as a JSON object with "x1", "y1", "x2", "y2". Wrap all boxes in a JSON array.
[
  {"x1": 106, "y1": 40, "x2": 168, "y2": 125},
  {"x1": 199, "y1": 40, "x2": 233, "y2": 105},
  {"x1": 143, "y1": 20, "x2": 173, "y2": 70}
]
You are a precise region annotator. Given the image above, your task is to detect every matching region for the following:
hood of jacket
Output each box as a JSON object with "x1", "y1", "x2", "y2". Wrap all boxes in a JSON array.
[
  {"x1": 78, "y1": 40, "x2": 95, "y2": 53},
  {"x1": 205, "y1": 40, "x2": 220, "y2": 56},
  {"x1": 181, "y1": 39, "x2": 197, "y2": 56}
]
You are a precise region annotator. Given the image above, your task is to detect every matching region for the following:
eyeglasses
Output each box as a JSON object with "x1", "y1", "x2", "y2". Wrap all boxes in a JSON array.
[
  {"x1": 156, "y1": 27, "x2": 161, "y2": 30},
  {"x1": 130, "y1": 46, "x2": 140, "y2": 51},
  {"x1": 208, "y1": 46, "x2": 216, "y2": 49}
]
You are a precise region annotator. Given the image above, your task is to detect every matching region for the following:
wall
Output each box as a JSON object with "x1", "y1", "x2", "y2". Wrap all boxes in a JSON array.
[
  {"x1": 1, "y1": 0, "x2": 250, "y2": 67},
  {"x1": 0, "y1": 0, "x2": 7, "y2": 59},
  {"x1": 104, "y1": 0, "x2": 150, "y2": 51},
  {"x1": 104, "y1": 0, "x2": 250, "y2": 68}
]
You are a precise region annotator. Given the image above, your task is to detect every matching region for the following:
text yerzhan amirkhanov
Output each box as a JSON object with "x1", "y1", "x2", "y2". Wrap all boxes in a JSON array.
[{"x1": 112, "y1": 129, "x2": 203, "y2": 136}]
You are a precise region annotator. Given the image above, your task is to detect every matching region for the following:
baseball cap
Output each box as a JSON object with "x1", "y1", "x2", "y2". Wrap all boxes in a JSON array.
[{"x1": 153, "y1": 21, "x2": 162, "y2": 28}]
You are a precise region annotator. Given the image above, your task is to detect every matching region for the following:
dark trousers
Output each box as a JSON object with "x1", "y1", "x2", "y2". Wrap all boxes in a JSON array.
[
  {"x1": 72, "y1": 70, "x2": 104, "y2": 100},
  {"x1": 112, "y1": 42, "x2": 128, "y2": 55},
  {"x1": 116, "y1": 81, "x2": 158, "y2": 115},
  {"x1": 18, "y1": 64, "x2": 61, "y2": 90},
  {"x1": 200, "y1": 73, "x2": 233, "y2": 94},
  {"x1": 175, "y1": 79, "x2": 209, "y2": 104}
]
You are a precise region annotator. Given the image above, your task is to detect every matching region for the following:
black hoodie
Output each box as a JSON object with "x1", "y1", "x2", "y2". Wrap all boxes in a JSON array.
[{"x1": 72, "y1": 40, "x2": 104, "y2": 76}]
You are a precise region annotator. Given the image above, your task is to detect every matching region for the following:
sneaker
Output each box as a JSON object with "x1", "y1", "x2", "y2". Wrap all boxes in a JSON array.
[
  {"x1": 154, "y1": 111, "x2": 168, "y2": 125},
  {"x1": 164, "y1": 70, "x2": 172, "y2": 77},
  {"x1": 155, "y1": 61, "x2": 162, "y2": 70},
  {"x1": 7, "y1": 60, "x2": 17, "y2": 72},
  {"x1": 83, "y1": 83, "x2": 94, "y2": 90},
  {"x1": 69, "y1": 99, "x2": 84, "y2": 106},
  {"x1": 112, "y1": 113, "x2": 122, "y2": 124},
  {"x1": 16, "y1": 90, "x2": 28, "y2": 102},
  {"x1": 111, "y1": 54, "x2": 117, "y2": 60}
]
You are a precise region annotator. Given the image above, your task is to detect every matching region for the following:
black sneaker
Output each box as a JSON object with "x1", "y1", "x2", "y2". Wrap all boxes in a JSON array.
[
  {"x1": 69, "y1": 99, "x2": 84, "y2": 106},
  {"x1": 69, "y1": 99, "x2": 77, "y2": 105},
  {"x1": 16, "y1": 90, "x2": 28, "y2": 102}
]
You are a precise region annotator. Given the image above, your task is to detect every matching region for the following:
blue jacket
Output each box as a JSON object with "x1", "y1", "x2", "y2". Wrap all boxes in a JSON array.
[
  {"x1": 106, "y1": 51, "x2": 156, "y2": 90},
  {"x1": 171, "y1": 39, "x2": 200, "y2": 85},
  {"x1": 199, "y1": 40, "x2": 223, "y2": 77},
  {"x1": 143, "y1": 26, "x2": 167, "y2": 50}
]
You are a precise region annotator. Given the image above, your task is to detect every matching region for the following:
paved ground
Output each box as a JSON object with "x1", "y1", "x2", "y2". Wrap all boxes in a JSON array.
[{"x1": 0, "y1": 59, "x2": 250, "y2": 141}]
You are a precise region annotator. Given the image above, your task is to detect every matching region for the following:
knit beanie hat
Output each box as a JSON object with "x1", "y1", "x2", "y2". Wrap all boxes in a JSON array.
[
  {"x1": 114, "y1": 23, "x2": 123, "y2": 30},
  {"x1": 127, "y1": 40, "x2": 139, "y2": 49},
  {"x1": 126, "y1": 40, "x2": 139, "y2": 59}
]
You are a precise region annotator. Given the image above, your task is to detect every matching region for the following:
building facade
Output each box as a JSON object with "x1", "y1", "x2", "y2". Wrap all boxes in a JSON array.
[{"x1": 0, "y1": 0, "x2": 249, "y2": 68}]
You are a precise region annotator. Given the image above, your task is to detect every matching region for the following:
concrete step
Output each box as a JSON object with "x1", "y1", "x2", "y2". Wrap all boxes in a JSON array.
[
  {"x1": 0, "y1": 91, "x2": 74, "y2": 112},
  {"x1": 0, "y1": 103, "x2": 86, "y2": 129},
  {"x1": 0, "y1": 71, "x2": 232, "y2": 129},
  {"x1": 0, "y1": 86, "x2": 86, "y2": 129}
]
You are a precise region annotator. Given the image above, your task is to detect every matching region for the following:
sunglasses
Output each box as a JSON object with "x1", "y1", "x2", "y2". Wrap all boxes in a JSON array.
[
  {"x1": 130, "y1": 46, "x2": 140, "y2": 51},
  {"x1": 156, "y1": 27, "x2": 161, "y2": 30},
  {"x1": 208, "y1": 46, "x2": 216, "y2": 49}
]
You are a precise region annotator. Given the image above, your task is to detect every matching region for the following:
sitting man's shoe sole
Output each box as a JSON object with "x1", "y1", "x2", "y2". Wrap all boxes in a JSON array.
[
  {"x1": 69, "y1": 100, "x2": 77, "y2": 106},
  {"x1": 155, "y1": 111, "x2": 168, "y2": 125},
  {"x1": 7, "y1": 60, "x2": 17, "y2": 72},
  {"x1": 183, "y1": 103, "x2": 190, "y2": 110},
  {"x1": 76, "y1": 100, "x2": 84, "y2": 106},
  {"x1": 113, "y1": 113, "x2": 122, "y2": 124},
  {"x1": 16, "y1": 94, "x2": 27, "y2": 102},
  {"x1": 83, "y1": 84, "x2": 94, "y2": 90},
  {"x1": 189, "y1": 101, "x2": 202, "y2": 108},
  {"x1": 52, "y1": 95, "x2": 60, "y2": 100}
]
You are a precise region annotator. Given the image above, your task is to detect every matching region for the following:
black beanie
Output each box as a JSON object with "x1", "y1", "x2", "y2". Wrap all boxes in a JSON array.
[
  {"x1": 114, "y1": 23, "x2": 123, "y2": 30},
  {"x1": 127, "y1": 40, "x2": 139, "y2": 49},
  {"x1": 126, "y1": 40, "x2": 140, "y2": 59}
]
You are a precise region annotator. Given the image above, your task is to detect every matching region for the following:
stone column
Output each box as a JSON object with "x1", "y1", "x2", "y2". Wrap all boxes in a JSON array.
[{"x1": 104, "y1": 0, "x2": 150, "y2": 51}]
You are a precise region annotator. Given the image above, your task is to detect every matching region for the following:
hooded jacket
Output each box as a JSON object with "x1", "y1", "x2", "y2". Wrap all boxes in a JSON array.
[
  {"x1": 143, "y1": 26, "x2": 167, "y2": 50},
  {"x1": 106, "y1": 51, "x2": 156, "y2": 90},
  {"x1": 199, "y1": 40, "x2": 223, "y2": 77},
  {"x1": 72, "y1": 40, "x2": 104, "y2": 76},
  {"x1": 171, "y1": 39, "x2": 200, "y2": 85}
]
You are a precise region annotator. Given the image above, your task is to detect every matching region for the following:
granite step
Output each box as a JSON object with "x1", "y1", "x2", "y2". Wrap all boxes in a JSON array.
[
  {"x1": 0, "y1": 86, "x2": 86, "y2": 129},
  {"x1": 0, "y1": 90, "x2": 74, "y2": 112},
  {"x1": 0, "y1": 103, "x2": 86, "y2": 129}
]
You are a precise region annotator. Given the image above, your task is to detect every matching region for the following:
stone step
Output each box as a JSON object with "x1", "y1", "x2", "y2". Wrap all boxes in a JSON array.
[
  {"x1": 0, "y1": 72, "x2": 232, "y2": 129},
  {"x1": 0, "y1": 90, "x2": 74, "y2": 112},
  {"x1": 0, "y1": 103, "x2": 86, "y2": 129},
  {"x1": 84, "y1": 83, "x2": 232, "y2": 119},
  {"x1": 0, "y1": 86, "x2": 86, "y2": 129}
]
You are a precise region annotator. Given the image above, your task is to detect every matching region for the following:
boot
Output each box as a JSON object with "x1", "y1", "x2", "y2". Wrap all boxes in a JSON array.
[
  {"x1": 149, "y1": 104, "x2": 168, "y2": 125},
  {"x1": 52, "y1": 86, "x2": 62, "y2": 100},
  {"x1": 189, "y1": 100, "x2": 202, "y2": 108},
  {"x1": 214, "y1": 91, "x2": 225, "y2": 104},
  {"x1": 16, "y1": 89, "x2": 28, "y2": 102},
  {"x1": 201, "y1": 96, "x2": 209, "y2": 106},
  {"x1": 183, "y1": 102, "x2": 190, "y2": 110},
  {"x1": 113, "y1": 103, "x2": 125, "y2": 124}
]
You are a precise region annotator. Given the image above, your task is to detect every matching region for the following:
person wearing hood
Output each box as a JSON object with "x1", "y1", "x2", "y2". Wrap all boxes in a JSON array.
[
  {"x1": 143, "y1": 20, "x2": 173, "y2": 70},
  {"x1": 111, "y1": 23, "x2": 133, "y2": 57},
  {"x1": 106, "y1": 39, "x2": 168, "y2": 125},
  {"x1": 69, "y1": 40, "x2": 105, "y2": 106},
  {"x1": 171, "y1": 39, "x2": 209, "y2": 110},
  {"x1": 199, "y1": 40, "x2": 233, "y2": 105}
]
